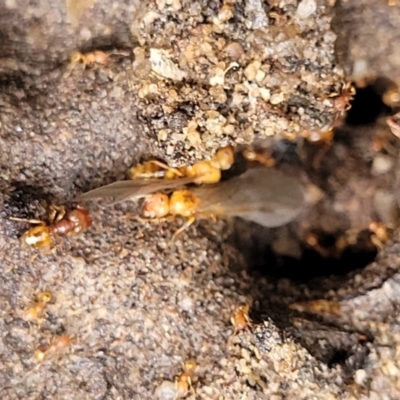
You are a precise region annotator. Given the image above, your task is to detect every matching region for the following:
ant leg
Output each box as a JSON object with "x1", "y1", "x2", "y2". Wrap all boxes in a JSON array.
[
  {"x1": 48, "y1": 205, "x2": 66, "y2": 224},
  {"x1": 146, "y1": 160, "x2": 184, "y2": 178},
  {"x1": 131, "y1": 215, "x2": 175, "y2": 224},
  {"x1": 21, "y1": 363, "x2": 43, "y2": 383},
  {"x1": 208, "y1": 214, "x2": 217, "y2": 224},
  {"x1": 243, "y1": 148, "x2": 276, "y2": 167},
  {"x1": 171, "y1": 216, "x2": 196, "y2": 242},
  {"x1": 312, "y1": 143, "x2": 331, "y2": 170},
  {"x1": 130, "y1": 160, "x2": 183, "y2": 179},
  {"x1": 188, "y1": 377, "x2": 195, "y2": 396},
  {"x1": 9, "y1": 217, "x2": 44, "y2": 225},
  {"x1": 173, "y1": 384, "x2": 179, "y2": 400}
]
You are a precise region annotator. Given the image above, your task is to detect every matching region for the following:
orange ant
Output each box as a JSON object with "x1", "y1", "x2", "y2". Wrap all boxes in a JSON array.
[
  {"x1": 230, "y1": 305, "x2": 253, "y2": 336},
  {"x1": 368, "y1": 221, "x2": 392, "y2": 250},
  {"x1": 130, "y1": 146, "x2": 235, "y2": 184},
  {"x1": 70, "y1": 51, "x2": 109, "y2": 67},
  {"x1": 63, "y1": 51, "x2": 109, "y2": 78},
  {"x1": 289, "y1": 299, "x2": 341, "y2": 317},
  {"x1": 18, "y1": 334, "x2": 75, "y2": 383},
  {"x1": 300, "y1": 127, "x2": 334, "y2": 146},
  {"x1": 64, "y1": 49, "x2": 130, "y2": 77},
  {"x1": 22, "y1": 291, "x2": 53, "y2": 322},
  {"x1": 242, "y1": 147, "x2": 276, "y2": 167},
  {"x1": 330, "y1": 81, "x2": 356, "y2": 117},
  {"x1": 34, "y1": 334, "x2": 74, "y2": 362},
  {"x1": 11, "y1": 205, "x2": 91, "y2": 252},
  {"x1": 174, "y1": 360, "x2": 197, "y2": 399}
]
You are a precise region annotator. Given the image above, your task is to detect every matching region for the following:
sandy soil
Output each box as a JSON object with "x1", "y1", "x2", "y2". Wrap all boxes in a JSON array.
[{"x1": 1, "y1": 1, "x2": 400, "y2": 399}]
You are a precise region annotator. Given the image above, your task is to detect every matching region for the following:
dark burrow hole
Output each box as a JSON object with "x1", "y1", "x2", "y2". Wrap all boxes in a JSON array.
[
  {"x1": 346, "y1": 76, "x2": 400, "y2": 125},
  {"x1": 228, "y1": 219, "x2": 378, "y2": 370},
  {"x1": 230, "y1": 223, "x2": 378, "y2": 282},
  {"x1": 228, "y1": 195, "x2": 376, "y2": 292},
  {"x1": 0, "y1": 184, "x2": 52, "y2": 239},
  {"x1": 232, "y1": 76, "x2": 400, "y2": 284}
]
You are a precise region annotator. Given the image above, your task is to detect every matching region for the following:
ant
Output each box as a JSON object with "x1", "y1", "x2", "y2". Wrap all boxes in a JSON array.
[
  {"x1": 78, "y1": 166, "x2": 305, "y2": 239},
  {"x1": 130, "y1": 146, "x2": 234, "y2": 184},
  {"x1": 34, "y1": 334, "x2": 74, "y2": 363},
  {"x1": 174, "y1": 360, "x2": 197, "y2": 399},
  {"x1": 11, "y1": 205, "x2": 91, "y2": 252},
  {"x1": 230, "y1": 305, "x2": 253, "y2": 336},
  {"x1": 242, "y1": 147, "x2": 276, "y2": 167},
  {"x1": 331, "y1": 81, "x2": 356, "y2": 118},
  {"x1": 21, "y1": 291, "x2": 53, "y2": 322}
]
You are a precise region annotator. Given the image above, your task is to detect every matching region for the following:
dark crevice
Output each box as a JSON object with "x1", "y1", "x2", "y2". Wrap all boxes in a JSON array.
[
  {"x1": 346, "y1": 76, "x2": 400, "y2": 125},
  {"x1": 232, "y1": 76, "x2": 399, "y2": 284},
  {"x1": 228, "y1": 76, "x2": 400, "y2": 370},
  {"x1": 230, "y1": 221, "x2": 378, "y2": 283}
]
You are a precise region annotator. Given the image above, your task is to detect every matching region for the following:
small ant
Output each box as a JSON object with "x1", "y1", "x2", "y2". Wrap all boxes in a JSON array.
[
  {"x1": 64, "y1": 49, "x2": 130, "y2": 78},
  {"x1": 331, "y1": 81, "x2": 356, "y2": 117},
  {"x1": 242, "y1": 147, "x2": 276, "y2": 167},
  {"x1": 230, "y1": 305, "x2": 253, "y2": 336},
  {"x1": 70, "y1": 51, "x2": 109, "y2": 67},
  {"x1": 18, "y1": 334, "x2": 75, "y2": 384},
  {"x1": 22, "y1": 291, "x2": 53, "y2": 322},
  {"x1": 62, "y1": 51, "x2": 109, "y2": 78},
  {"x1": 174, "y1": 360, "x2": 197, "y2": 399},
  {"x1": 369, "y1": 221, "x2": 392, "y2": 250},
  {"x1": 34, "y1": 334, "x2": 74, "y2": 363},
  {"x1": 289, "y1": 299, "x2": 341, "y2": 317}
]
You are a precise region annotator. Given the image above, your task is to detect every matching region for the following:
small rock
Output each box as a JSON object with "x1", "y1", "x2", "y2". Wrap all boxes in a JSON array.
[
  {"x1": 371, "y1": 154, "x2": 393, "y2": 176},
  {"x1": 155, "y1": 380, "x2": 177, "y2": 400},
  {"x1": 296, "y1": 0, "x2": 317, "y2": 20}
]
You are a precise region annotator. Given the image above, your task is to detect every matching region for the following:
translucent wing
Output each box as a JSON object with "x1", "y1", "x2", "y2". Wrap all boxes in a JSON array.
[
  {"x1": 193, "y1": 167, "x2": 305, "y2": 227},
  {"x1": 77, "y1": 177, "x2": 195, "y2": 204}
]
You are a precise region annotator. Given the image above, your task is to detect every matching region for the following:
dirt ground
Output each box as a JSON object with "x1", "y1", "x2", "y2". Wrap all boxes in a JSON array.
[{"x1": 1, "y1": 0, "x2": 400, "y2": 399}]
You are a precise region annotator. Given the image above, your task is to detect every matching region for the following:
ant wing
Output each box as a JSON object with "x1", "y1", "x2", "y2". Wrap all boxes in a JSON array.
[
  {"x1": 77, "y1": 177, "x2": 194, "y2": 204},
  {"x1": 193, "y1": 167, "x2": 305, "y2": 227}
]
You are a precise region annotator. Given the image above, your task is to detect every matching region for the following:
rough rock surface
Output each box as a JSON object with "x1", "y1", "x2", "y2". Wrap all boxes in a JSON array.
[
  {"x1": 333, "y1": 0, "x2": 400, "y2": 89},
  {"x1": 1, "y1": 1, "x2": 400, "y2": 399}
]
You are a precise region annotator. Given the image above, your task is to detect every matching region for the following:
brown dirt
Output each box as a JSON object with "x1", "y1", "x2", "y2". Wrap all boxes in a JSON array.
[{"x1": 1, "y1": 1, "x2": 400, "y2": 399}]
